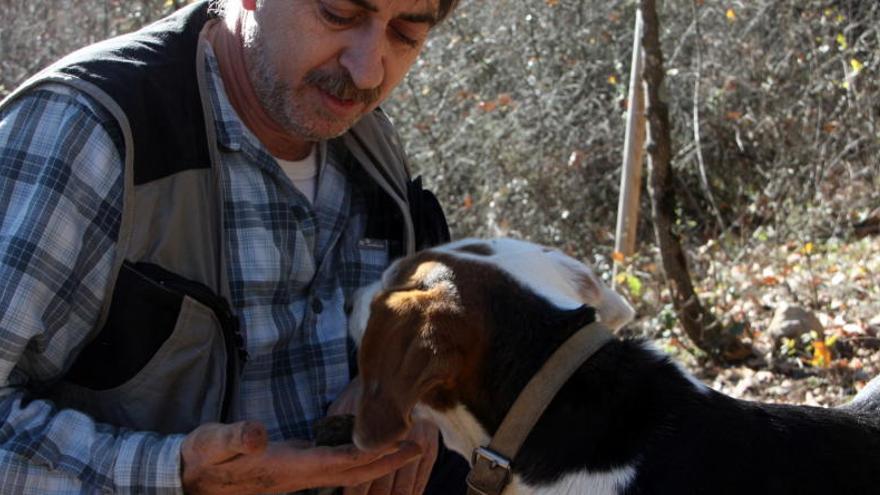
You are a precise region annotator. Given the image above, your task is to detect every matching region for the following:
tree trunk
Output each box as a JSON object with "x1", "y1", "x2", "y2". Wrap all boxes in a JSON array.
[{"x1": 639, "y1": 0, "x2": 750, "y2": 362}]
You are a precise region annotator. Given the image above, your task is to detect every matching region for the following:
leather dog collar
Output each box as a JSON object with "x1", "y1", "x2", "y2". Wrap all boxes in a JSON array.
[{"x1": 465, "y1": 321, "x2": 616, "y2": 495}]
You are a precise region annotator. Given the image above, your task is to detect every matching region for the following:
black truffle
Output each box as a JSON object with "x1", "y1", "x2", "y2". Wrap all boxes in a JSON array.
[{"x1": 313, "y1": 414, "x2": 355, "y2": 447}]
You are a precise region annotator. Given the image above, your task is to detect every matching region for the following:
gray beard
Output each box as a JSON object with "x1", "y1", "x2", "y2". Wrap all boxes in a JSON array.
[{"x1": 243, "y1": 28, "x2": 345, "y2": 141}]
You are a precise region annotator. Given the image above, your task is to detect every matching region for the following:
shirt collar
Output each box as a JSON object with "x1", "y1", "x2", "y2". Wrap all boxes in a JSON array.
[{"x1": 202, "y1": 42, "x2": 253, "y2": 154}]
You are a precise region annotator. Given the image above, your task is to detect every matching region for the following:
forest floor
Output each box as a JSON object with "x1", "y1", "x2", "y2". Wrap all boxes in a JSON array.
[{"x1": 620, "y1": 234, "x2": 880, "y2": 407}]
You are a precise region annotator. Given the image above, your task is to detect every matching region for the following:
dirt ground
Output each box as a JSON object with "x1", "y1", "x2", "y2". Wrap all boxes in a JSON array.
[{"x1": 620, "y1": 235, "x2": 880, "y2": 407}]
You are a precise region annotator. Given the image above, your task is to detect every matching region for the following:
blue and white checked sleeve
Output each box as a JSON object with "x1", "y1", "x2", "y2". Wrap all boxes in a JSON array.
[{"x1": 0, "y1": 86, "x2": 185, "y2": 494}]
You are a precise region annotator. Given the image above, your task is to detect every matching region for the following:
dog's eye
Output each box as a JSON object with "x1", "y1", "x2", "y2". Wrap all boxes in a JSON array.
[
  {"x1": 453, "y1": 242, "x2": 495, "y2": 256},
  {"x1": 388, "y1": 282, "x2": 425, "y2": 293}
]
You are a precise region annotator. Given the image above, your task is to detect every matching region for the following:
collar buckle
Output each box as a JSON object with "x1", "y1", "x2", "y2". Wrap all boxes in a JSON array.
[{"x1": 466, "y1": 447, "x2": 512, "y2": 495}]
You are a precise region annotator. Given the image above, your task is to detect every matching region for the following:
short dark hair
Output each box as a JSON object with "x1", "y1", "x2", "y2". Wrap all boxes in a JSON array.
[
  {"x1": 436, "y1": 0, "x2": 462, "y2": 24},
  {"x1": 210, "y1": 0, "x2": 461, "y2": 25}
]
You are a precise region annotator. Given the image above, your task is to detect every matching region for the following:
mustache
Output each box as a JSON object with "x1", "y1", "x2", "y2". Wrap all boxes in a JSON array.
[{"x1": 304, "y1": 69, "x2": 381, "y2": 105}]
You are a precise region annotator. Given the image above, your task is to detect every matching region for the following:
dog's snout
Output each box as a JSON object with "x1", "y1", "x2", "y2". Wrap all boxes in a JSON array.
[{"x1": 353, "y1": 401, "x2": 410, "y2": 452}]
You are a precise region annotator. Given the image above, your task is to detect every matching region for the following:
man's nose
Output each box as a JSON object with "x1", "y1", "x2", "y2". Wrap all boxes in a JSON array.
[{"x1": 339, "y1": 26, "x2": 386, "y2": 91}]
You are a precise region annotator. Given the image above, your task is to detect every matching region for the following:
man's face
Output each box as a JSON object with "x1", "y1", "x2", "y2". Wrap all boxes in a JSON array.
[{"x1": 241, "y1": 0, "x2": 437, "y2": 140}]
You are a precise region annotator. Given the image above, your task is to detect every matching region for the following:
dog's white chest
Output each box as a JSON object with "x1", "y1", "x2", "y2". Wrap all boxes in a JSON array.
[{"x1": 511, "y1": 465, "x2": 636, "y2": 495}]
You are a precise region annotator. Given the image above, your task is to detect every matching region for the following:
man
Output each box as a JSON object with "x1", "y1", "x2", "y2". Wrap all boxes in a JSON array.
[{"x1": 0, "y1": 0, "x2": 465, "y2": 493}]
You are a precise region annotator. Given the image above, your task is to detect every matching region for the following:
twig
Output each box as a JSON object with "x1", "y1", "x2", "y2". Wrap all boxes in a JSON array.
[
  {"x1": 804, "y1": 247, "x2": 820, "y2": 310},
  {"x1": 690, "y1": 0, "x2": 726, "y2": 233},
  {"x1": 640, "y1": 0, "x2": 748, "y2": 362},
  {"x1": 104, "y1": 0, "x2": 111, "y2": 38}
]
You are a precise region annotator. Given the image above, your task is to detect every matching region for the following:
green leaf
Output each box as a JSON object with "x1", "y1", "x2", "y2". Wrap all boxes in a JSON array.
[{"x1": 625, "y1": 274, "x2": 643, "y2": 298}]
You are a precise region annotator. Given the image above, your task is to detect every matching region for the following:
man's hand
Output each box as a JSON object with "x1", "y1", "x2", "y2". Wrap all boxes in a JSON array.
[
  {"x1": 181, "y1": 421, "x2": 422, "y2": 495},
  {"x1": 343, "y1": 419, "x2": 438, "y2": 495},
  {"x1": 329, "y1": 378, "x2": 440, "y2": 495}
]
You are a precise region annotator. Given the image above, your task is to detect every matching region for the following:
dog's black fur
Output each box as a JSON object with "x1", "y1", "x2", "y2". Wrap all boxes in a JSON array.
[{"x1": 465, "y1": 273, "x2": 880, "y2": 494}]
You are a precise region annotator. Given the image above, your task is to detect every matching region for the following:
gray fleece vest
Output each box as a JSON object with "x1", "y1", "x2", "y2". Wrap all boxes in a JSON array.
[{"x1": 0, "y1": 1, "x2": 449, "y2": 435}]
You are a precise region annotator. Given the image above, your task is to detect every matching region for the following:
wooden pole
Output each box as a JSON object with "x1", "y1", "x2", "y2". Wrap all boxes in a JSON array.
[{"x1": 613, "y1": 10, "x2": 646, "y2": 286}]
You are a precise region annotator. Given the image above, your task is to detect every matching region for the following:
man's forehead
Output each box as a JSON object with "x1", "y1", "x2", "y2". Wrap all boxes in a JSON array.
[
  {"x1": 376, "y1": 0, "x2": 439, "y2": 10},
  {"x1": 345, "y1": 0, "x2": 440, "y2": 23}
]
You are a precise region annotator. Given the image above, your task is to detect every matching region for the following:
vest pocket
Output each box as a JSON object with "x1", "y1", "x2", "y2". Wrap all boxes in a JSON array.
[{"x1": 52, "y1": 261, "x2": 243, "y2": 434}]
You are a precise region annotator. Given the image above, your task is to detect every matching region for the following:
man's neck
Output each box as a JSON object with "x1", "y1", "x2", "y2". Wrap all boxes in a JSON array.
[{"x1": 202, "y1": 18, "x2": 313, "y2": 161}]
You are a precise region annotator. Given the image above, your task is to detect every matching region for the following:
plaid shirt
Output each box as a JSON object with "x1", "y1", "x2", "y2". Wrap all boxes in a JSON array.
[{"x1": 0, "y1": 46, "x2": 391, "y2": 494}]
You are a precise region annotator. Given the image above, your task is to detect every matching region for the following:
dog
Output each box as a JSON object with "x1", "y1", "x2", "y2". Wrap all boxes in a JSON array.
[{"x1": 347, "y1": 238, "x2": 880, "y2": 495}]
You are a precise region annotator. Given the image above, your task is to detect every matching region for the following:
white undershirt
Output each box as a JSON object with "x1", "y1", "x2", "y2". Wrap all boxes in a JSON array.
[{"x1": 276, "y1": 147, "x2": 318, "y2": 204}]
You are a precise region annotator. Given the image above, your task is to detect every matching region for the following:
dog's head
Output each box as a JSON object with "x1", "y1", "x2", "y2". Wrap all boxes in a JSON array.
[{"x1": 349, "y1": 238, "x2": 634, "y2": 453}]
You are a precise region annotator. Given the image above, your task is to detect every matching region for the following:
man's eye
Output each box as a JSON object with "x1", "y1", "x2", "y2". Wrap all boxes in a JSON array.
[
  {"x1": 393, "y1": 29, "x2": 419, "y2": 48},
  {"x1": 320, "y1": 5, "x2": 355, "y2": 25},
  {"x1": 390, "y1": 22, "x2": 425, "y2": 48}
]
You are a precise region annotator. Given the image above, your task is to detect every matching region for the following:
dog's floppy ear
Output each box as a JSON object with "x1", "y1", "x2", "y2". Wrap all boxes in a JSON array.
[
  {"x1": 582, "y1": 271, "x2": 635, "y2": 330},
  {"x1": 553, "y1": 253, "x2": 635, "y2": 330},
  {"x1": 353, "y1": 269, "x2": 468, "y2": 451}
]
